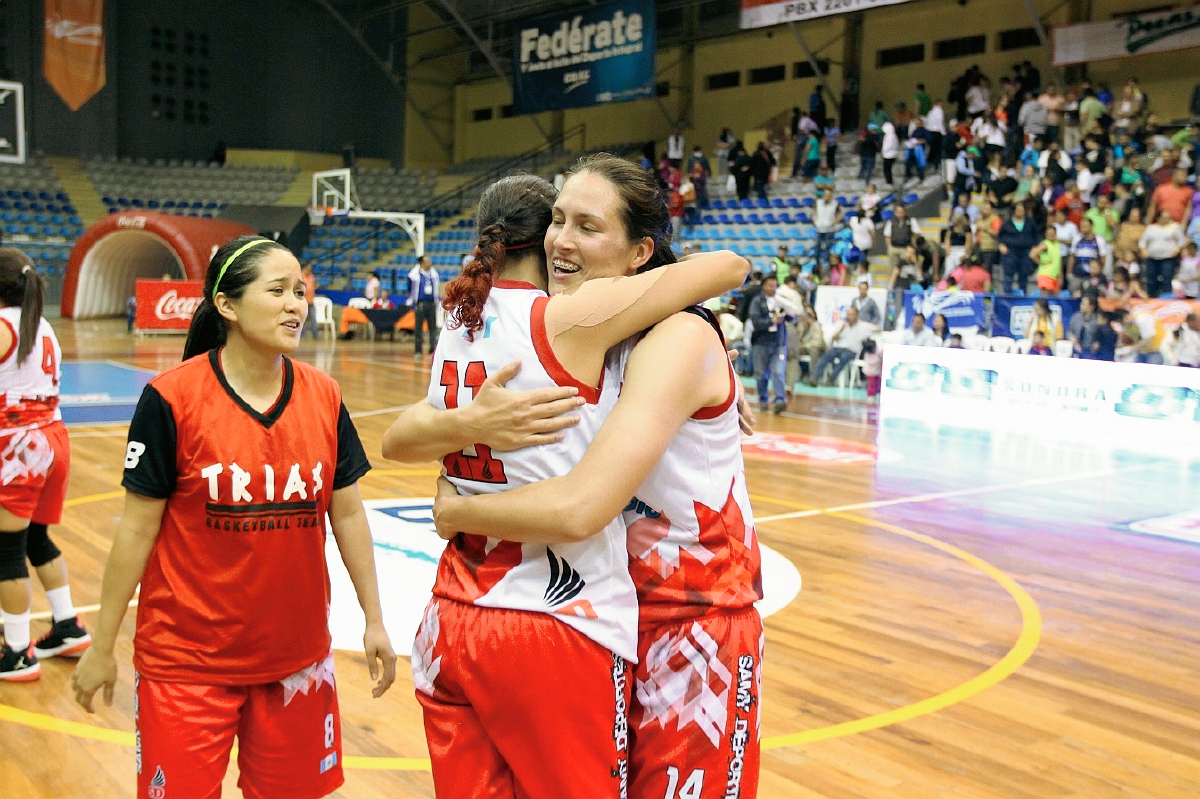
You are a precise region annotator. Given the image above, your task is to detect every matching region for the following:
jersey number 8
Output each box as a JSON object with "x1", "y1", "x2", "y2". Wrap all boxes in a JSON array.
[{"x1": 440, "y1": 360, "x2": 508, "y2": 485}]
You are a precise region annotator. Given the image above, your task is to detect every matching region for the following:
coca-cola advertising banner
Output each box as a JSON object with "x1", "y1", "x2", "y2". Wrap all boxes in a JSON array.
[{"x1": 136, "y1": 279, "x2": 203, "y2": 331}]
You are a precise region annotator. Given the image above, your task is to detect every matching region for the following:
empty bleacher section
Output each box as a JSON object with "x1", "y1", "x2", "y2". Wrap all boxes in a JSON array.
[
  {"x1": 81, "y1": 156, "x2": 298, "y2": 215},
  {"x1": 351, "y1": 168, "x2": 437, "y2": 211},
  {"x1": 0, "y1": 153, "x2": 84, "y2": 299}
]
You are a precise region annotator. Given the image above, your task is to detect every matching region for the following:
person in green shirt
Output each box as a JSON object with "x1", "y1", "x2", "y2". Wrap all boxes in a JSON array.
[
  {"x1": 1029, "y1": 233, "x2": 1064, "y2": 295},
  {"x1": 868, "y1": 101, "x2": 890, "y2": 129},
  {"x1": 914, "y1": 83, "x2": 932, "y2": 117},
  {"x1": 1078, "y1": 88, "x2": 1105, "y2": 135},
  {"x1": 1084, "y1": 193, "x2": 1119, "y2": 244},
  {"x1": 772, "y1": 245, "x2": 792, "y2": 283}
]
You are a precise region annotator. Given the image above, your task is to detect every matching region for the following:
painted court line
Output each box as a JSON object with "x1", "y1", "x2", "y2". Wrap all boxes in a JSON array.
[
  {"x1": 31, "y1": 600, "x2": 137, "y2": 622},
  {"x1": 350, "y1": 404, "x2": 411, "y2": 419},
  {"x1": 755, "y1": 465, "x2": 1148, "y2": 523}
]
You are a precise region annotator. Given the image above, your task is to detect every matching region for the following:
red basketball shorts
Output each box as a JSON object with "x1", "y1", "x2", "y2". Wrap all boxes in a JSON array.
[
  {"x1": 135, "y1": 654, "x2": 343, "y2": 799},
  {"x1": 413, "y1": 597, "x2": 632, "y2": 799},
  {"x1": 629, "y1": 606, "x2": 764, "y2": 799},
  {"x1": 31, "y1": 420, "x2": 69, "y2": 525},
  {"x1": 0, "y1": 425, "x2": 54, "y2": 520}
]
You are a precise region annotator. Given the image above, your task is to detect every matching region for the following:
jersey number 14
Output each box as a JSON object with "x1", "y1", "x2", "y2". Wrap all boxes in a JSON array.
[{"x1": 440, "y1": 360, "x2": 508, "y2": 484}]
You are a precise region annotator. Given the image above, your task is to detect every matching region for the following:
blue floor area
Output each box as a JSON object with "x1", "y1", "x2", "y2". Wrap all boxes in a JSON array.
[{"x1": 60, "y1": 361, "x2": 156, "y2": 424}]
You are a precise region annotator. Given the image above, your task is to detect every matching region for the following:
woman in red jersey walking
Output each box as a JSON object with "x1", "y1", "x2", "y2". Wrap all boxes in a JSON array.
[
  {"x1": 0, "y1": 248, "x2": 91, "y2": 681},
  {"x1": 73, "y1": 236, "x2": 396, "y2": 799}
]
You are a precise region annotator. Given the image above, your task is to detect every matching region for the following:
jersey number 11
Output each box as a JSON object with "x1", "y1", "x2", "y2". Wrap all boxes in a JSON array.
[{"x1": 440, "y1": 360, "x2": 508, "y2": 485}]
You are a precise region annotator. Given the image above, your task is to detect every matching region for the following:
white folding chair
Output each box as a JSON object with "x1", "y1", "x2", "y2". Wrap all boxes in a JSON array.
[
  {"x1": 988, "y1": 336, "x2": 1017, "y2": 354},
  {"x1": 1015, "y1": 337, "x2": 1032, "y2": 354},
  {"x1": 313, "y1": 297, "x2": 336, "y2": 342},
  {"x1": 1053, "y1": 340, "x2": 1073, "y2": 358},
  {"x1": 346, "y1": 297, "x2": 373, "y2": 340}
]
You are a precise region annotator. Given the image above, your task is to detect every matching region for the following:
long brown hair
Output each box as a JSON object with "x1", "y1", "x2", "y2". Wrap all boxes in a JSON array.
[
  {"x1": 442, "y1": 174, "x2": 556, "y2": 339},
  {"x1": 0, "y1": 248, "x2": 45, "y2": 366}
]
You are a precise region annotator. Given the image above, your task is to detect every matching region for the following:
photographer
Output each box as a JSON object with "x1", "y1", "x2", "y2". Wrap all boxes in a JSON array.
[{"x1": 750, "y1": 275, "x2": 798, "y2": 414}]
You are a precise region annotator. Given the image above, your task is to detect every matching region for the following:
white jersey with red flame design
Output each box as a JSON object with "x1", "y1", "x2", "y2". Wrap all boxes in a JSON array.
[
  {"x1": 426, "y1": 280, "x2": 638, "y2": 662},
  {"x1": 616, "y1": 312, "x2": 763, "y2": 628},
  {"x1": 0, "y1": 307, "x2": 62, "y2": 428}
]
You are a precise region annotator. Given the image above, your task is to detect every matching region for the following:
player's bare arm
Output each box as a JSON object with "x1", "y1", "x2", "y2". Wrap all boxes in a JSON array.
[
  {"x1": 71, "y1": 492, "x2": 166, "y2": 712},
  {"x1": 380, "y1": 359, "x2": 584, "y2": 463},
  {"x1": 434, "y1": 312, "x2": 731, "y2": 543},
  {"x1": 328, "y1": 483, "x2": 396, "y2": 698}
]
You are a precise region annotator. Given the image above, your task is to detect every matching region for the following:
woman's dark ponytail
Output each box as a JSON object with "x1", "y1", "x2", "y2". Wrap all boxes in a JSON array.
[
  {"x1": 182, "y1": 235, "x2": 287, "y2": 361},
  {"x1": 0, "y1": 248, "x2": 44, "y2": 365}
]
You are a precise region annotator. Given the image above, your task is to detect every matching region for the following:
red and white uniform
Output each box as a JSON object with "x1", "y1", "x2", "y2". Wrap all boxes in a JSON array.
[
  {"x1": 415, "y1": 280, "x2": 637, "y2": 799},
  {"x1": 0, "y1": 307, "x2": 63, "y2": 519},
  {"x1": 617, "y1": 310, "x2": 765, "y2": 799}
]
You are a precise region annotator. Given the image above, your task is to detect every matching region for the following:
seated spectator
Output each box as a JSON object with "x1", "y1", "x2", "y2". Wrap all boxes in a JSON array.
[
  {"x1": 930, "y1": 312, "x2": 950, "y2": 345},
  {"x1": 1068, "y1": 294, "x2": 1102, "y2": 358},
  {"x1": 1176, "y1": 313, "x2": 1200, "y2": 368},
  {"x1": 1024, "y1": 298, "x2": 1063, "y2": 345},
  {"x1": 947, "y1": 333, "x2": 964, "y2": 349},
  {"x1": 1081, "y1": 258, "x2": 1107, "y2": 296},
  {"x1": 901, "y1": 312, "x2": 937, "y2": 346},
  {"x1": 1029, "y1": 330, "x2": 1053, "y2": 355},
  {"x1": 941, "y1": 254, "x2": 992, "y2": 292},
  {"x1": 813, "y1": 166, "x2": 836, "y2": 191},
  {"x1": 1106, "y1": 265, "x2": 1148, "y2": 303},
  {"x1": 808, "y1": 306, "x2": 874, "y2": 386},
  {"x1": 795, "y1": 307, "x2": 827, "y2": 381},
  {"x1": 365, "y1": 271, "x2": 381, "y2": 301},
  {"x1": 849, "y1": 210, "x2": 876, "y2": 255},
  {"x1": 850, "y1": 279, "x2": 881, "y2": 326},
  {"x1": 371, "y1": 289, "x2": 395, "y2": 310},
  {"x1": 825, "y1": 253, "x2": 848, "y2": 287},
  {"x1": 860, "y1": 184, "x2": 883, "y2": 219}
]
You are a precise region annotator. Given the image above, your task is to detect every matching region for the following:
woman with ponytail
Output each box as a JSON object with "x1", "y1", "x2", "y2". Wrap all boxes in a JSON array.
[
  {"x1": 383, "y1": 167, "x2": 749, "y2": 799},
  {"x1": 432, "y1": 154, "x2": 771, "y2": 798},
  {"x1": 0, "y1": 248, "x2": 89, "y2": 681},
  {"x1": 74, "y1": 235, "x2": 396, "y2": 799}
]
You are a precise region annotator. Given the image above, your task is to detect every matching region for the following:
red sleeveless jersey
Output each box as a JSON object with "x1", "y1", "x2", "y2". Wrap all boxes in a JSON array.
[{"x1": 122, "y1": 350, "x2": 370, "y2": 684}]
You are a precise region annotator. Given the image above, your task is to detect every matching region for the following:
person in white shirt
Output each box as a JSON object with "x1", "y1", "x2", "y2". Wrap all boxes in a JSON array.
[
  {"x1": 1177, "y1": 313, "x2": 1200, "y2": 367},
  {"x1": 849, "y1": 212, "x2": 876, "y2": 253},
  {"x1": 1051, "y1": 208, "x2": 1078, "y2": 250},
  {"x1": 666, "y1": 129, "x2": 685, "y2": 168},
  {"x1": 901, "y1": 312, "x2": 938, "y2": 346},
  {"x1": 924, "y1": 101, "x2": 947, "y2": 167},
  {"x1": 808, "y1": 306, "x2": 876, "y2": 386},
  {"x1": 365, "y1": 272, "x2": 380, "y2": 302},
  {"x1": 814, "y1": 188, "x2": 842, "y2": 266}
]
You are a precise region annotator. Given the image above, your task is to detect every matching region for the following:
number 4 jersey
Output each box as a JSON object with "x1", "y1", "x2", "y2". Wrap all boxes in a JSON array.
[
  {"x1": 427, "y1": 280, "x2": 638, "y2": 663},
  {"x1": 0, "y1": 306, "x2": 62, "y2": 428}
]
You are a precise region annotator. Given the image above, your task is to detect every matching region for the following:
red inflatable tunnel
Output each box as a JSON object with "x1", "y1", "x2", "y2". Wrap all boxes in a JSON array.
[{"x1": 61, "y1": 211, "x2": 256, "y2": 319}]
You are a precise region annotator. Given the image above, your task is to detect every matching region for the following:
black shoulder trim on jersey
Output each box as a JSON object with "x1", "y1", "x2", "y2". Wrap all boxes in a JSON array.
[
  {"x1": 681, "y1": 305, "x2": 727, "y2": 349},
  {"x1": 208, "y1": 349, "x2": 295, "y2": 429}
]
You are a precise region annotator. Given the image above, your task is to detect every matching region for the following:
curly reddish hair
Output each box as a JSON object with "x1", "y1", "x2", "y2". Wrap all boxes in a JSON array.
[{"x1": 442, "y1": 174, "x2": 555, "y2": 339}]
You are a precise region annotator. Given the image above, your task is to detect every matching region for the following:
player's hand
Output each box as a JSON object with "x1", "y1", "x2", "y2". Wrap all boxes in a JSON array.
[
  {"x1": 728, "y1": 349, "x2": 757, "y2": 435},
  {"x1": 363, "y1": 622, "x2": 397, "y2": 698},
  {"x1": 465, "y1": 360, "x2": 584, "y2": 451},
  {"x1": 432, "y1": 476, "x2": 460, "y2": 541},
  {"x1": 72, "y1": 647, "x2": 118, "y2": 714}
]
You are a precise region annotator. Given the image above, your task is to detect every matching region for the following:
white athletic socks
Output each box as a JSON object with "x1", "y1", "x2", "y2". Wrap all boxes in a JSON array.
[
  {"x1": 2, "y1": 610, "x2": 30, "y2": 652},
  {"x1": 46, "y1": 586, "x2": 75, "y2": 624}
]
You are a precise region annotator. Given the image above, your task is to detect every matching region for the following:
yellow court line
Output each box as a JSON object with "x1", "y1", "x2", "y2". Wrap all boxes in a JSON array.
[
  {"x1": 2, "y1": 490, "x2": 1041, "y2": 772},
  {"x1": 368, "y1": 468, "x2": 441, "y2": 477},
  {"x1": 63, "y1": 490, "x2": 125, "y2": 508}
]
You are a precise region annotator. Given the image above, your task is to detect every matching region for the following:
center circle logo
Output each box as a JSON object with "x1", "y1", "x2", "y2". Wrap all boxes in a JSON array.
[
  {"x1": 741, "y1": 432, "x2": 880, "y2": 465},
  {"x1": 326, "y1": 498, "x2": 803, "y2": 653}
]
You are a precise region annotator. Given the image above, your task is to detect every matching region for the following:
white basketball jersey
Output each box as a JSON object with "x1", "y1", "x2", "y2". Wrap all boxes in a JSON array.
[
  {"x1": 0, "y1": 307, "x2": 62, "y2": 427},
  {"x1": 615, "y1": 312, "x2": 763, "y2": 627},
  {"x1": 426, "y1": 280, "x2": 638, "y2": 661}
]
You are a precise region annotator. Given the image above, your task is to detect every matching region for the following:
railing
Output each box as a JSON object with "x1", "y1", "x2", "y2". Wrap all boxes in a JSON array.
[{"x1": 421, "y1": 124, "x2": 590, "y2": 213}]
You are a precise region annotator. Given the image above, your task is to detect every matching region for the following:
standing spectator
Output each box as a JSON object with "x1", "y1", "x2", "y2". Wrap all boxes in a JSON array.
[
  {"x1": 716, "y1": 128, "x2": 735, "y2": 178},
  {"x1": 1025, "y1": 298, "x2": 1063, "y2": 346},
  {"x1": 925, "y1": 99, "x2": 947, "y2": 168},
  {"x1": 860, "y1": 183, "x2": 883, "y2": 220},
  {"x1": 1115, "y1": 206, "x2": 1147, "y2": 263},
  {"x1": 824, "y1": 119, "x2": 842, "y2": 171},
  {"x1": 808, "y1": 305, "x2": 874, "y2": 386},
  {"x1": 365, "y1": 271, "x2": 381, "y2": 302},
  {"x1": 814, "y1": 188, "x2": 842, "y2": 266},
  {"x1": 813, "y1": 165, "x2": 836, "y2": 192},
  {"x1": 1112, "y1": 83, "x2": 1144, "y2": 132},
  {"x1": 1178, "y1": 241, "x2": 1200, "y2": 298},
  {"x1": 1148, "y1": 168, "x2": 1196, "y2": 225},
  {"x1": 941, "y1": 215, "x2": 974, "y2": 273},
  {"x1": 733, "y1": 147, "x2": 753, "y2": 201},
  {"x1": 668, "y1": 181, "x2": 685, "y2": 241},
  {"x1": 809, "y1": 87, "x2": 827, "y2": 130},
  {"x1": 794, "y1": 308, "x2": 827, "y2": 382},
  {"x1": 998, "y1": 202, "x2": 1041, "y2": 293},
  {"x1": 975, "y1": 201, "x2": 1002, "y2": 278},
  {"x1": 1067, "y1": 217, "x2": 1107, "y2": 295},
  {"x1": 1175, "y1": 312, "x2": 1200, "y2": 367},
  {"x1": 966, "y1": 79, "x2": 991, "y2": 119},
  {"x1": 881, "y1": 121, "x2": 901, "y2": 186},
  {"x1": 736, "y1": 271, "x2": 763, "y2": 323},
  {"x1": 1054, "y1": 182, "x2": 1086, "y2": 227},
  {"x1": 688, "y1": 162, "x2": 708, "y2": 215},
  {"x1": 868, "y1": 101, "x2": 890, "y2": 129},
  {"x1": 953, "y1": 141, "x2": 977, "y2": 203},
  {"x1": 1068, "y1": 294, "x2": 1103, "y2": 358},
  {"x1": 850, "y1": 279, "x2": 881, "y2": 326},
  {"x1": 771, "y1": 245, "x2": 792, "y2": 284},
  {"x1": 1030, "y1": 228, "x2": 1065, "y2": 295},
  {"x1": 857, "y1": 126, "x2": 879, "y2": 183},
  {"x1": 1018, "y1": 92, "x2": 1048, "y2": 146},
  {"x1": 666, "y1": 128, "x2": 685, "y2": 169},
  {"x1": 1051, "y1": 207, "x2": 1080, "y2": 250},
  {"x1": 1062, "y1": 87, "x2": 1081, "y2": 151},
  {"x1": 801, "y1": 129, "x2": 821, "y2": 181},
  {"x1": 849, "y1": 210, "x2": 876, "y2": 255},
  {"x1": 1077, "y1": 88, "x2": 1106, "y2": 136},
  {"x1": 901, "y1": 312, "x2": 937, "y2": 346},
  {"x1": 687, "y1": 145, "x2": 711, "y2": 178},
  {"x1": 1139, "y1": 209, "x2": 1188, "y2": 297},
  {"x1": 1038, "y1": 84, "x2": 1066, "y2": 143},
  {"x1": 943, "y1": 253, "x2": 993, "y2": 293},
  {"x1": 749, "y1": 276, "x2": 794, "y2": 413},
  {"x1": 905, "y1": 117, "x2": 930, "y2": 182},
  {"x1": 862, "y1": 340, "x2": 883, "y2": 403},
  {"x1": 407, "y1": 254, "x2": 440, "y2": 357},
  {"x1": 884, "y1": 205, "x2": 920, "y2": 268},
  {"x1": 751, "y1": 143, "x2": 775, "y2": 201},
  {"x1": 1085, "y1": 193, "x2": 1120, "y2": 268},
  {"x1": 302, "y1": 263, "x2": 318, "y2": 339},
  {"x1": 914, "y1": 83, "x2": 932, "y2": 116},
  {"x1": 826, "y1": 253, "x2": 848, "y2": 286}
]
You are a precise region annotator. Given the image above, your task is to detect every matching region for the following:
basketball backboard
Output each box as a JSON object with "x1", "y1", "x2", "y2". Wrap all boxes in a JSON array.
[{"x1": 312, "y1": 168, "x2": 355, "y2": 212}]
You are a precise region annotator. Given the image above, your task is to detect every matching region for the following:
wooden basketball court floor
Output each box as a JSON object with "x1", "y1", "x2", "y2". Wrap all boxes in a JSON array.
[{"x1": 1, "y1": 319, "x2": 1197, "y2": 798}]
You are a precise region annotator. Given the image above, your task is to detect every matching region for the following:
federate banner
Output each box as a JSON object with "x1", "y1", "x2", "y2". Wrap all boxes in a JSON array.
[
  {"x1": 0, "y1": 81, "x2": 25, "y2": 164},
  {"x1": 1053, "y1": 7, "x2": 1200, "y2": 66},
  {"x1": 136, "y1": 280, "x2": 204, "y2": 332},
  {"x1": 991, "y1": 295, "x2": 1080, "y2": 339},
  {"x1": 879, "y1": 344, "x2": 1200, "y2": 455},
  {"x1": 44, "y1": 0, "x2": 106, "y2": 111},
  {"x1": 903, "y1": 290, "x2": 987, "y2": 331},
  {"x1": 814, "y1": 285, "x2": 887, "y2": 330},
  {"x1": 512, "y1": 0, "x2": 655, "y2": 115},
  {"x1": 740, "y1": 0, "x2": 916, "y2": 29}
]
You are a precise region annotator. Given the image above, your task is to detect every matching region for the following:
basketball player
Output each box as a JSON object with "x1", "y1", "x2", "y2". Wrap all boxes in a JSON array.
[
  {"x1": 381, "y1": 168, "x2": 749, "y2": 799},
  {"x1": 0, "y1": 248, "x2": 90, "y2": 681},
  {"x1": 433, "y1": 157, "x2": 764, "y2": 798},
  {"x1": 72, "y1": 236, "x2": 396, "y2": 799}
]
